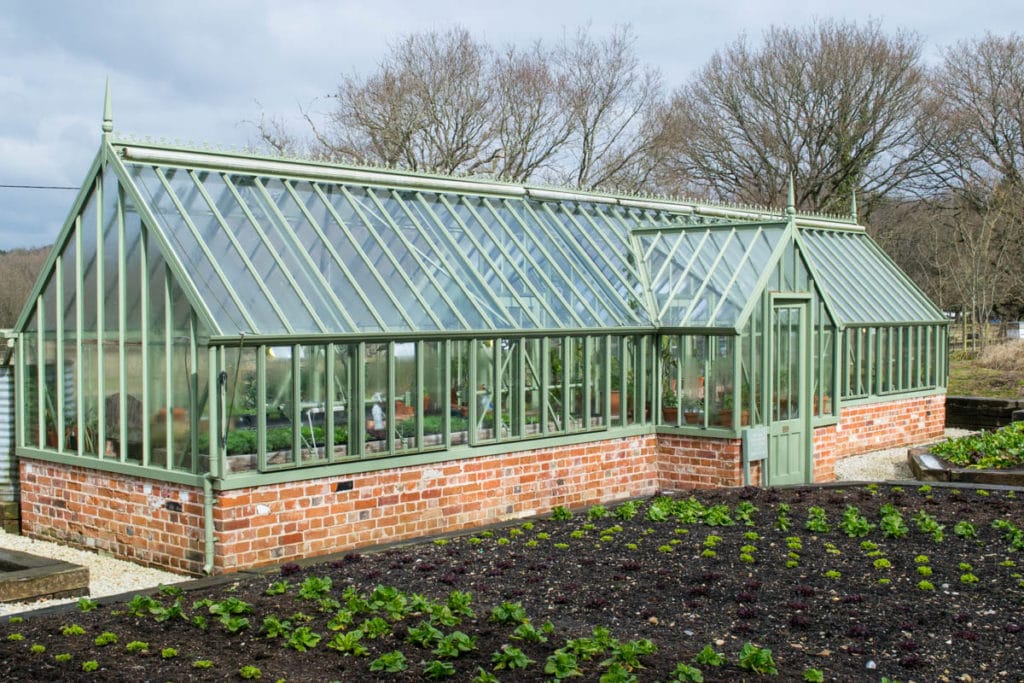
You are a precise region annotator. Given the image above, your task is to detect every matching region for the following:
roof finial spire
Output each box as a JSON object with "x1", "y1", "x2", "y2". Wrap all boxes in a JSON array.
[
  {"x1": 102, "y1": 79, "x2": 113, "y2": 135},
  {"x1": 785, "y1": 174, "x2": 795, "y2": 217},
  {"x1": 850, "y1": 188, "x2": 858, "y2": 222}
]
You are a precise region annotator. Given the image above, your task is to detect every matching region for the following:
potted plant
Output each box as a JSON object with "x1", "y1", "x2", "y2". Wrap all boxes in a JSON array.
[
  {"x1": 661, "y1": 390, "x2": 679, "y2": 423},
  {"x1": 717, "y1": 394, "x2": 750, "y2": 427},
  {"x1": 813, "y1": 393, "x2": 831, "y2": 416},
  {"x1": 681, "y1": 396, "x2": 703, "y2": 425}
]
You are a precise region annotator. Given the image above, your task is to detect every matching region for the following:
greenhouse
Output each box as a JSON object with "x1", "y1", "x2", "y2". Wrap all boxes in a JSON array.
[{"x1": 10, "y1": 100, "x2": 948, "y2": 574}]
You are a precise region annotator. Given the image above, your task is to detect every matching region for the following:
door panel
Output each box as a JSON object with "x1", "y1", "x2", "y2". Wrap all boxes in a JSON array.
[{"x1": 767, "y1": 302, "x2": 809, "y2": 486}]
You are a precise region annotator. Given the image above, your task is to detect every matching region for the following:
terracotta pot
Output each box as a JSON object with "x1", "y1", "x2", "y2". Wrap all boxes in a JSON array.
[
  {"x1": 662, "y1": 407, "x2": 678, "y2": 423},
  {"x1": 717, "y1": 409, "x2": 750, "y2": 426}
]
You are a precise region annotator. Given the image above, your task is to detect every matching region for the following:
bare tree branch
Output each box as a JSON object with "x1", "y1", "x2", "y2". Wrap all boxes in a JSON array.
[{"x1": 659, "y1": 19, "x2": 927, "y2": 214}]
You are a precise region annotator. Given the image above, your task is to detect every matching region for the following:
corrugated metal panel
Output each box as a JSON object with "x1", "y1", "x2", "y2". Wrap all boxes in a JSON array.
[{"x1": 0, "y1": 366, "x2": 17, "y2": 502}]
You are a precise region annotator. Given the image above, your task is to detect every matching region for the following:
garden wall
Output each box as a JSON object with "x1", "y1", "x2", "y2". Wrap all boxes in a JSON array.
[
  {"x1": 20, "y1": 435, "x2": 661, "y2": 575},
  {"x1": 18, "y1": 460, "x2": 204, "y2": 574},
  {"x1": 213, "y1": 435, "x2": 660, "y2": 573},
  {"x1": 17, "y1": 394, "x2": 945, "y2": 575},
  {"x1": 812, "y1": 394, "x2": 946, "y2": 482},
  {"x1": 944, "y1": 395, "x2": 1024, "y2": 431}
]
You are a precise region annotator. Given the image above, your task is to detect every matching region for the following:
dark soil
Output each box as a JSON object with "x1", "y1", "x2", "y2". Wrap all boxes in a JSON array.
[{"x1": 2, "y1": 484, "x2": 1023, "y2": 682}]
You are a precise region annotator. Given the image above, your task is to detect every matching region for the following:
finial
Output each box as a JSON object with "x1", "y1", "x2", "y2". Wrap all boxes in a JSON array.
[
  {"x1": 785, "y1": 174, "x2": 795, "y2": 217},
  {"x1": 850, "y1": 189, "x2": 858, "y2": 222},
  {"x1": 102, "y1": 79, "x2": 113, "y2": 134}
]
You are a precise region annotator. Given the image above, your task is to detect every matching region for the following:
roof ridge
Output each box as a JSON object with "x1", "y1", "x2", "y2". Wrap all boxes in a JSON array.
[{"x1": 110, "y1": 133, "x2": 859, "y2": 225}]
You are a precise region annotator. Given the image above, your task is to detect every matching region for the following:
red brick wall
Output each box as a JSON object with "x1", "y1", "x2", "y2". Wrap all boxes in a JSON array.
[
  {"x1": 656, "y1": 435, "x2": 755, "y2": 489},
  {"x1": 213, "y1": 435, "x2": 660, "y2": 573},
  {"x1": 812, "y1": 395, "x2": 946, "y2": 482},
  {"x1": 18, "y1": 460, "x2": 204, "y2": 574},
  {"x1": 20, "y1": 435, "x2": 660, "y2": 575},
  {"x1": 18, "y1": 394, "x2": 944, "y2": 575}
]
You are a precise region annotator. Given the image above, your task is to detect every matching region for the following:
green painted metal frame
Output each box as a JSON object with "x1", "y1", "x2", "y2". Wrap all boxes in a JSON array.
[{"x1": 11, "y1": 133, "x2": 951, "y2": 493}]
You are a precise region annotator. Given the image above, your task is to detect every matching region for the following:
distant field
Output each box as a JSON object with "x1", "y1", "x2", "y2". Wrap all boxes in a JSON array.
[{"x1": 948, "y1": 340, "x2": 1024, "y2": 398}]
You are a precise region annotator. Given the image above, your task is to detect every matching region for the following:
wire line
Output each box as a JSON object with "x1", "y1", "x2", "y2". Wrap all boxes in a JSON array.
[{"x1": 0, "y1": 184, "x2": 79, "y2": 190}]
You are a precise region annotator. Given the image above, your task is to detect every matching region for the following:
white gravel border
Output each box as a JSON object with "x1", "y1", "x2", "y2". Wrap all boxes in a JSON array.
[
  {"x1": 0, "y1": 532, "x2": 185, "y2": 617},
  {"x1": 0, "y1": 430, "x2": 973, "y2": 617}
]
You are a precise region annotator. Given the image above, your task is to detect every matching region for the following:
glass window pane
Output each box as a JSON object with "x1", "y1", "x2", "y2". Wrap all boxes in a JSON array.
[
  {"x1": 588, "y1": 336, "x2": 606, "y2": 428},
  {"x1": 221, "y1": 346, "x2": 258, "y2": 471},
  {"x1": 329, "y1": 343, "x2": 355, "y2": 459},
  {"x1": 423, "y1": 341, "x2": 445, "y2": 447},
  {"x1": 392, "y1": 342, "x2": 416, "y2": 451},
  {"x1": 264, "y1": 346, "x2": 295, "y2": 466},
  {"x1": 609, "y1": 336, "x2": 623, "y2": 428},
  {"x1": 711, "y1": 336, "x2": 740, "y2": 426},
  {"x1": 364, "y1": 343, "x2": 388, "y2": 453},
  {"x1": 297, "y1": 345, "x2": 329, "y2": 463},
  {"x1": 449, "y1": 340, "x2": 470, "y2": 445},
  {"x1": 523, "y1": 338, "x2": 542, "y2": 436},
  {"x1": 680, "y1": 335, "x2": 706, "y2": 425},
  {"x1": 473, "y1": 340, "x2": 496, "y2": 443},
  {"x1": 568, "y1": 337, "x2": 585, "y2": 429},
  {"x1": 546, "y1": 337, "x2": 564, "y2": 433}
]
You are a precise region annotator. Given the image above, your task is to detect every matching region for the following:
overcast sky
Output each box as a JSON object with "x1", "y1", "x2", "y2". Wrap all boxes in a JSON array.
[{"x1": 1, "y1": 0, "x2": 1021, "y2": 250}]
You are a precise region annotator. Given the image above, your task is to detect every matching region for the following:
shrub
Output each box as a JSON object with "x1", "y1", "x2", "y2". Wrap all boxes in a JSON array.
[{"x1": 978, "y1": 339, "x2": 1024, "y2": 372}]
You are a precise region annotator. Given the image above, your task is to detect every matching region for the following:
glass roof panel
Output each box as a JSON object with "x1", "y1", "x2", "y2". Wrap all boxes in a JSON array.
[
  {"x1": 448, "y1": 196, "x2": 561, "y2": 328},
  {"x1": 194, "y1": 172, "x2": 307, "y2": 334},
  {"x1": 128, "y1": 165, "x2": 250, "y2": 335},
  {"x1": 484, "y1": 199, "x2": 598, "y2": 328},
  {"x1": 231, "y1": 178, "x2": 347, "y2": 333},
  {"x1": 119, "y1": 148, "x2": 936, "y2": 339},
  {"x1": 389, "y1": 190, "x2": 516, "y2": 330},
  {"x1": 314, "y1": 185, "x2": 416, "y2": 332},
  {"x1": 643, "y1": 224, "x2": 788, "y2": 328},
  {"x1": 513, "y1": 201, "x2": 646, "y2": 327},
  {"x1": 800, "y1": 229, "x2": 944, "y2": 324}
]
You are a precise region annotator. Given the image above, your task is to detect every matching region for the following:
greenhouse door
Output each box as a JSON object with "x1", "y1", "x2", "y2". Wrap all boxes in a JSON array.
[{"x1": 767, "y1": 299, "x2": 811, "y2": 486}]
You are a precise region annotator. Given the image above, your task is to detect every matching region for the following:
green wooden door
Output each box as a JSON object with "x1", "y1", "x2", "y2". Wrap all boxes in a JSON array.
[{"x1": 767, "y1": 301, "x2": 811, "y2": 486}]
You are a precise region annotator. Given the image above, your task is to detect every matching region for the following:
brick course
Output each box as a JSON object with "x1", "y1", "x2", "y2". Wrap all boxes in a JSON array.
[{"x1": 19, "y1": 395, "x2": 945, "y2": 575}]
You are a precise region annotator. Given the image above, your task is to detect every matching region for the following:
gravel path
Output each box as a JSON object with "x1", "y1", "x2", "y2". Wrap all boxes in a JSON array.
[
  {"x1": 0, "y1": 533, "x2": 185, "y2": 616},
  {"x1": 0, "y1": 430, "x2": 973, "y2": 616},
  {"x1": 832, "y1": 428, "x2": 972, "y2": 482}
]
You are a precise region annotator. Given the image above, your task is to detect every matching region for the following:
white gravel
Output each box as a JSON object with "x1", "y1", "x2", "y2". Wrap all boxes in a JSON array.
[
  {"x1": 0, "y1": 531, "x2": 186, "y2": 617},
  {"x1": 832, "y1": 429, "x2": 973, "y2": 482},
  {"x1": 0, "y1": 430, "x2": 973, "y2": 617}
]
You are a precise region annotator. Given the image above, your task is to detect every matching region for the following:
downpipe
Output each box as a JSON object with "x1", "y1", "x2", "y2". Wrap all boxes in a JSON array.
[{"x1": 203, "y1": 472, "x2": 218, "y2": 575}]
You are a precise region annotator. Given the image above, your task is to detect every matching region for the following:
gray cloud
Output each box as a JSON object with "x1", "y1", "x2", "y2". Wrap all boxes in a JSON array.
[{"x1": 1, "y1": 0, "x2": 1020, "y2": 249}]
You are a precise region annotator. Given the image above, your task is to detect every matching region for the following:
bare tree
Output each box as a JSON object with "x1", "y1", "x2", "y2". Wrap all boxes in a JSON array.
[
  {"x1": 490, "y1": 43, "x2": 573, "y2": 181},
  {"x1": 915, "y1": 33, "x2": 1024, "y2": 342},
  {"x1": 255, "y1": 24, "x2": 666, "y2": 189},
  {"x1": 939, "y1": 188, "x2": 1023, "y2": 349},
  {"x1": 552, "y1": 25, "x2": 666, "y2": 191},
  {"x1": 0, "y1": 247, "x2": 49, "y2": 328},
  {"x1": 659, "y1": 20, "x2": 927, "y2": 214},
  {"x1": 922, "y1": 33, "x2": 1024, "y2": 199},
  {"x1": 314, "y1": 27, "x2": 498, "y2": 174}
]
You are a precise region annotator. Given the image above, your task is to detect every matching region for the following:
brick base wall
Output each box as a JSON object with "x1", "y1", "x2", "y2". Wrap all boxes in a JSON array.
[
  {"x1": 656, "y1": 436, "x2": 757, "y2": 489},
  {"x1": 812, "y1": 395, "x2": 946, "y2": 482},
  {"x1": 19, "y1": 395, "x2": 945, "y2": 575},
  {"x1": 18, "y1": 461, "x2": 204, "y2": 573}
]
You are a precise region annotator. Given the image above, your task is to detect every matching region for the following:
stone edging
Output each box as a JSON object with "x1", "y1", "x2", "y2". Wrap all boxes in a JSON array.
[{"x1": 908, "y1": 446, "x2": 1024, "y2": 487}]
